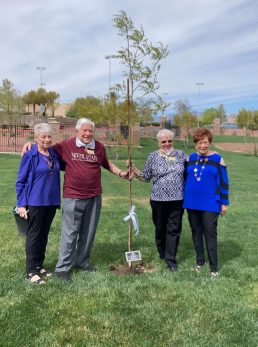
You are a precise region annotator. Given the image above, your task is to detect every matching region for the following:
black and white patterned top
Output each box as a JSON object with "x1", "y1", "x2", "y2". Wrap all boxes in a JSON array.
[{"x1": 141, "y1": 149, "x2": 187, "y2": 201}]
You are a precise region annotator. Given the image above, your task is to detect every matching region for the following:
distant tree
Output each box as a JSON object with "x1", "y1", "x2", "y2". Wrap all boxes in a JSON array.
[
  {"x1": 154, "y1": 95, "x2": 171, "y2": 117},
  {"x1": 47, "y1": 91, "x2": 60, "y2": 117},
  {"x1": 23, "y1": 90, "x2": 37, "y2": 115},
  {"x1": 174, "y1": 112, "x2": 197, "y2": 150},
  {"x1": 200, "y1": 107, "x2": 219, "y2": 126},
  {"x1": 137, "y1": 99, "x2": 155, "y2": 126},
  {"x1": 174, "y1": 99, "x2": 191, "y2": 115},
  {"x1": 0, "y1": 79, "x2": 16, "y2": 122},
  {"x1": 236, "y1": 108, "x2": 253, "y2": 129},
  {"x1": 199, "y1": 104, "x2": 227, "y2": 126},
  {"x1": 236, "y1": 108, "x2": 258, "y2": 156},
  {"x1": 0, "y1": 79, "x2": 25, "y2": 124},
  {"x1": 15, "y1": 93, "x2": 26, "y2": 117},
  {"x1": 66, "y1": 96, "x2": 104, "y2": 123},
  {"x1": 23, "y1": 88, "x2": 59, "y2": 117},
  {"x1": 217, "y1": 104, "x2": 227, "y2": 123}
]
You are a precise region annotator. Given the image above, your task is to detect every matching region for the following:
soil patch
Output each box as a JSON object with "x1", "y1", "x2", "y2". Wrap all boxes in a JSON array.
[
  {"x1": 215, "y1": 143, "x2": 255, "y2": 154},
  {"x1": 110, "y1": 263, "x2": 155, "y2": 275}
]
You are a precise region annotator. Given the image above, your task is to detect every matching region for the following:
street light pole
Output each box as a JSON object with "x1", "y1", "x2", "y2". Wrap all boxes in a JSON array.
[
  {"x1": 105, "y1": 55, "x2": 117, "y2": 101},
  {"x1": 196, "y1": 82, "x2": 204, "y2": 127},
  {"x1": 36, "y1": 66, "x2": 46, "y2": 88},
  {"x1": 105, "y1": 56, "x2": 111, "y2": 101}
]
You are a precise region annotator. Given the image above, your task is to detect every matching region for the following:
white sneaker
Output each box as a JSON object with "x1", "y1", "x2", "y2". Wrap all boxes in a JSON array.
[{"x1": 211, "y1": 271, "x2": 219, "y2": 277}]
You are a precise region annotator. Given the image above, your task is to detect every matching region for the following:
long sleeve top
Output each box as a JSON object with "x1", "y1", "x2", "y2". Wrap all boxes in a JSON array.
[
  {"x1": 16, "y1": 145, "x2": 61, "y2": 207},
  {"x1": 141, "y1": 149, "x2": 187, "y2": 201},
  {"x1": 183, "y1": 152, "x2": 229, "y2": 213}
]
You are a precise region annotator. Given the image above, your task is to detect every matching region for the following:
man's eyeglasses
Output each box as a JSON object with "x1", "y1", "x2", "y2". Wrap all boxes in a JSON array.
[{"x1": 161, "y1": 140, "x2": 172, "y2": 144}]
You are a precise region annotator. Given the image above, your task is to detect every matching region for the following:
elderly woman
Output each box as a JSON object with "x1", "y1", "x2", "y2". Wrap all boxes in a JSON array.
[
  {"x1": 184, "y1": 128, "x2": 229, "y2": 277},
  {"x1": 131, "y1": 129, "x2": 187, "y2": 271},
  {"x1": 16, "y1": 123, "x2": 60, "y2": 284}
]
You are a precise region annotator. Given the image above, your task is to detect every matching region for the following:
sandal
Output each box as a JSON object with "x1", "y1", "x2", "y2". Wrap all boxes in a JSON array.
[
  {"x1": 26, "y1": 273, "x2": 46, "y2": 285},
  {"x1": 38, "y1": 268, "x2": 52, "y2": 278}
]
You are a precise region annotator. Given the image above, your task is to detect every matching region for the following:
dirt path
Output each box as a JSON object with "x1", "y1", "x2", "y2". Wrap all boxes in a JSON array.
[{"x1": 215, "y1": 143, "x2": 255, "y2": 154}]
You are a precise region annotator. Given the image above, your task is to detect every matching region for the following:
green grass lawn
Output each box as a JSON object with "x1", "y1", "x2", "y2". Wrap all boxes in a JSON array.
[{"x1": 1, "y1": 139, "x2": 258, "y2": 347}]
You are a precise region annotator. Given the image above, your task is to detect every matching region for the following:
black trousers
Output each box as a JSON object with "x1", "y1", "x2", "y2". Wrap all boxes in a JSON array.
[
  {"x1": 26, "y1": 206, "x2": 57, "y2": 274},
  {"x1": 187, "y1": 209, "x2": 219, "y2": 272},
  {"x1": 150, "y1": 200, "x2": 184, "y2": 267}
]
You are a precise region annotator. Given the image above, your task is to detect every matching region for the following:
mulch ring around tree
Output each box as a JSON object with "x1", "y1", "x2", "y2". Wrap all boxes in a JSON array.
[
  {"x1": 110, "y1": 262, "x2": 155, "y2": 275},
  {"x1": 215, "y1": 143, "x2": 255, "y2": 154}
]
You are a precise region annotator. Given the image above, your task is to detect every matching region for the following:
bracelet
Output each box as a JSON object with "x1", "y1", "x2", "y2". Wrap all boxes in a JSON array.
[{"x1": 118, "y1": 171, "x2": 122, "y2": 177}]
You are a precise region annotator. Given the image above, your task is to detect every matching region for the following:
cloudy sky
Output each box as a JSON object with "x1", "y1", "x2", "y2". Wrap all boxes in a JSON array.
[{"x1": 0, "y1": 0, "x2": 257, "y2": 116}]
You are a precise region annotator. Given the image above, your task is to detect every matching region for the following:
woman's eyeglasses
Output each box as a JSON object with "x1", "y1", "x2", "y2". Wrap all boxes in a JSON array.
[{"x1": 161, "y1": 140, "x2": 172, "y2": 144}]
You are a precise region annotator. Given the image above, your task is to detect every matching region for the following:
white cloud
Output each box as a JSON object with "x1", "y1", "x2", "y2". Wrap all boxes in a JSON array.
[{"x1": 0, "y1": 0, "x2": 257, "y2": 114}]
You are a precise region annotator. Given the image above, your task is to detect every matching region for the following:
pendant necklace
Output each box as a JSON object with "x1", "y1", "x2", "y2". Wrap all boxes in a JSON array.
[
  {"x1": 43, "y1": 153, "x2": 55, "y2": 175},
  {"x1": 160, "y1": 149, "x2": 176, "y2": 165},
  {"x1": 194, "y1": 155, "x2": 208, "y2": 181}
]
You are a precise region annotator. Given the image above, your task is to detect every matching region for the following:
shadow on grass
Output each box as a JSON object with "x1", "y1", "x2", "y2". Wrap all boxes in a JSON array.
[
  {"x1": 219, "y1": 239, "x2": 242, "y2": 265},
  {"x1": 93, "y1": 239, "x2": 155, "y2": 265}
]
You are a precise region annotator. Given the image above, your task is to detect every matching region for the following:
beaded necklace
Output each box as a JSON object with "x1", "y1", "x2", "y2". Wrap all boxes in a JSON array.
[{"x1": 193, "y1": 155, "x2": 208, "y2": 181}]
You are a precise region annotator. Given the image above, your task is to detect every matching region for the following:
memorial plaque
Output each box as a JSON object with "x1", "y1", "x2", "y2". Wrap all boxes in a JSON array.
[{"x1": 125, "y1": 250, "x2": 142, "y2": 262}]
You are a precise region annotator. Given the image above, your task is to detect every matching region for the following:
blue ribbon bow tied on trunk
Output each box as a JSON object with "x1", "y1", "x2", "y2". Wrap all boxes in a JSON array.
[{"x1": 123, "y1": 205, "x2": 139, "y2": 235}]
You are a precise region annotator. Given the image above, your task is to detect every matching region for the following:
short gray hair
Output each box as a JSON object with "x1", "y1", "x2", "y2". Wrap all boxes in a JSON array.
[
  {"x1": 34, "y1": 123, "x2": 53, "y2": 137},
  {"x1": 75, "y1": 118, "x2": 95, "y2": 130},
  {"x1": 157, "y1": 129, "x2": 174, "y2": 142}
]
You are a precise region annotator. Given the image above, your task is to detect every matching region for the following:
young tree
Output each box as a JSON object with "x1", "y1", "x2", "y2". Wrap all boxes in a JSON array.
[
  {"x1": 112, "y1": 10, "x2": 169, "y2": 256},
  {"x1": 217, "y1": 104, "x2": 227, "y2": 123},
  {"x1": 154, "y1": 95, "x2": 171, "y2": 117},
  {"x1": 174, "y1": 112, "x2": 197, "y2": 150},
  {"x1": 137, "y1": 99, "x2": 155, "y2": 126},
  {"x1": 23, "y1": 88, "x2": 59, "y2": 117},
  {"x1": 46, "y1": 91, "x2": 60, "y2": 117},
  {"x1": 0, "y1": 79, "x2": 16, "y2": 123},
  {"x1": 200, "y1": 107, "x2": 219, "y2": 126},
  {"x1": 174, "y1": 99, "x2": 191, "y2": 115},
  {"x1": 113, "y1": 10, "x2": 169, "y2": 102},
  {"x1": 23, "y1": 90, "x2": 37, "y2": 115},
  {"x1": 0, "y1": 79, "x2": 25, "y2": 124},
  {"x1": 66, "y1": 96, "x2": 104, "y2": 123}
]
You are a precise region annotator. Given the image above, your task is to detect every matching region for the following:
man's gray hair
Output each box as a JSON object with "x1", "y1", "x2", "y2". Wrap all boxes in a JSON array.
[
  {"x1": 34, "y1": 123, "x2": 53, "y2": 137},
  {"x1": 157, "y1": 129, "x2": 175, "y2": 141},
  {"x1": 76, "y1": 118, "x2": 95, "y2": 130}
]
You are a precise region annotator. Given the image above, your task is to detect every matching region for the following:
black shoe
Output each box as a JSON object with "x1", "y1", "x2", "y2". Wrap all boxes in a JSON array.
[
  {"x1": 55, "y1": 271, "x2": 72, "y2": 282},
  {"x1": 167, "y1": 264, "x2": 178, "y2": 272},
  {"x1": 159, "y1": 252, "x2": 165, "y2": 260},
  {"x1": 84, "y1": 265, "x2": 97, "y2": 272}
]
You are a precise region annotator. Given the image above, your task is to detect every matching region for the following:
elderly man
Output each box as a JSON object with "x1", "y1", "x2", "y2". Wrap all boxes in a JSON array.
[{"x1": 23, "y1": 118, "x2": 128, "y2": 282}]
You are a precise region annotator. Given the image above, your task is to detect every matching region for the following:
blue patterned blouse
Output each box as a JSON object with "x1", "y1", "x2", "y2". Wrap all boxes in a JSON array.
[{"x1": 141, "y1": 149, "x2": 187, "y2": 201}]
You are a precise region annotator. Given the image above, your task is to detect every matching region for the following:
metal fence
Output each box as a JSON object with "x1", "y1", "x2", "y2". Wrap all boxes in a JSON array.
[
  {"x1": 0, "y1": 124, "x2": 130, "y2": 153},
  {"x1": 0, "y1": 125, "x2": 35, "y2": 153}
]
